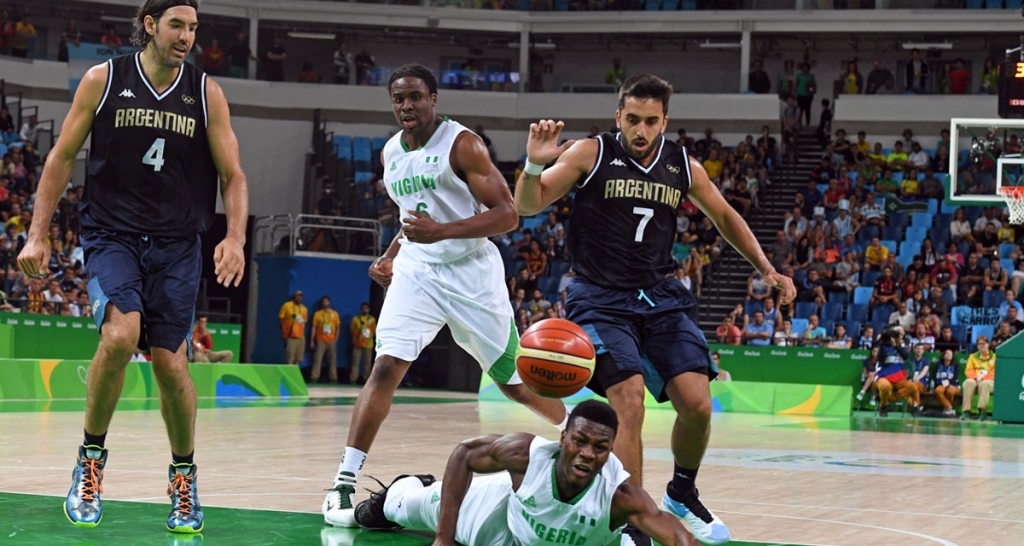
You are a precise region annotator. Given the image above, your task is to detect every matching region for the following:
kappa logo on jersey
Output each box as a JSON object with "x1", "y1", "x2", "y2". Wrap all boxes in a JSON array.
[
  {"x1": 118, "y1": 89, "x2": 136, "y2": 98},
  {"x1": 181, "y1": 95, "x2": 196, "y2": 105},
  {"x1": 609, "y1": 158, "x2": 626, "y2": 167}
]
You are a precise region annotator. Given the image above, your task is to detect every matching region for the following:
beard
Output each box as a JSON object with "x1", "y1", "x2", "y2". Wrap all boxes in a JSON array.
[{"x1": 618, "y1": 132, "x2": 657, "y2": 162}]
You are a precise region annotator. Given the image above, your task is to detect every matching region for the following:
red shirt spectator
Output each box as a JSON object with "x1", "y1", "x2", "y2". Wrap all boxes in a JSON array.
[
  {"x1": 100, "y1": 28, "x2": 122, "y2": 49},
  {"x1": 949, "y1": 61, "x2": 970, "y2": 95},
  {"x1": 203, "y1": 39, "x2": 225, "y2": 74}
]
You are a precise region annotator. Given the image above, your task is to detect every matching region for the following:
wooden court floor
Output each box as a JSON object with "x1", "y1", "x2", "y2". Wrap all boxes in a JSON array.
[{"x1": 1, "y1": 385, "x2": 1022, "y2": 546}]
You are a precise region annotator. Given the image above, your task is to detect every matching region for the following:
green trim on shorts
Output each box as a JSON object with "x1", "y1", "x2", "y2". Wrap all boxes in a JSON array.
[{"x1": 487, "y1": 318, "x2": 519, "y2": 384}]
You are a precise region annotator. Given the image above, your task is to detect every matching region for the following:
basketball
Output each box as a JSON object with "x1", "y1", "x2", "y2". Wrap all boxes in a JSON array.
[{"x1": 516, "y1": 319, "x2": 596, "y2": 399}]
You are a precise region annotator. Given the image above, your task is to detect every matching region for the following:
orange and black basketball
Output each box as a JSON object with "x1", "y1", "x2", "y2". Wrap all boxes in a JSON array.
[{"x1": 515, "y1": 319, "x2": 596, "y2": 399}]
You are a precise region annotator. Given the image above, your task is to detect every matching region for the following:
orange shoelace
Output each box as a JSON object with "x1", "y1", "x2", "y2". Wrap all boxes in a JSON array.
[
  {"x1": 80, "y1": 459, "x2": 104, "y2": 502},
  {"x1": 169, "y1": 473, "x2": 194, "y2": 514}
]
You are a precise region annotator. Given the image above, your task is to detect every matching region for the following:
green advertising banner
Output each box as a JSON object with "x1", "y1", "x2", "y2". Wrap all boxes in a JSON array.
[
  {"x1": 0, "y1": 359, "x2": 306, "y2": 400},
  {"x1": 0, "y1": 312, "x2": 241, "y2": 362},
  {"x1": 993, "y1": 333, "x2": 1024, "y2": 424}
]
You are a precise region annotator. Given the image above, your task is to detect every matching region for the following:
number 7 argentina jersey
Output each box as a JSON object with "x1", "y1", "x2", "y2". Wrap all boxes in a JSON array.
[
  {"x1": 382, "y1": 118, "x2": 488, "y2": 264},
  {"x1": 84, "y1": 52, "x2": 218, "y2": 237},
  {"x1": 507, "y1": 437, "x2": 629, "y2": 546}
]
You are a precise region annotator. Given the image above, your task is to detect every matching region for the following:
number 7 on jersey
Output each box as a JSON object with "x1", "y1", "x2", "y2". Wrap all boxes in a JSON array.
[{"x1": 632, "y1": 207, "x2": 653, "y2": 242}]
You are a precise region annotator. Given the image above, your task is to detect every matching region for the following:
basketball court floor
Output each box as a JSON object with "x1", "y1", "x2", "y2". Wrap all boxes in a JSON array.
[{"x1": 1, "y1": 385, "x2": 1022, "y2": 546}]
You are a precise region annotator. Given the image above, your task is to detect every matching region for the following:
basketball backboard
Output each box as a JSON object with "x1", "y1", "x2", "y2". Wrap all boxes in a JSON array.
[{"x1": 946, "y1": 118, "x2": 1024, "y2": 207}]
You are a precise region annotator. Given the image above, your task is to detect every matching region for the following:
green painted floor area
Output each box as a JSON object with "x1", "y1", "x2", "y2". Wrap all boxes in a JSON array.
[
  {"x1": 769, "y1": 411, "x2": 1024, "y2": 439},
  {"x1": 0, "y1": 493, "x2": 799, "y2": 546},
  {"x1": 0, "y1": 395, "x2": 474, "y2": 414}
]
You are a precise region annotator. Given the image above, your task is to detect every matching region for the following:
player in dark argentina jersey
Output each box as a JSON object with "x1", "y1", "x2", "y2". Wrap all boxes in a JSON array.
[
  {"x1": 514, "y1": 74, "x2": 795, "y2": 546},
  {"x1": 17, "y1": 0, "x2": 249, "y2": 534}
]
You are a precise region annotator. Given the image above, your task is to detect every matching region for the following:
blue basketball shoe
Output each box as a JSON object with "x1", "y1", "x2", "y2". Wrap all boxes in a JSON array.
[
  {"x1": 64, "y1": 444, "x2": 107, "y2": 527},
  {"x1": 661, "y1": 483, "x2": 731, "y2": 545},
  {"x1": 166, "y1": 463, "x2": 204, "y2": 534}
]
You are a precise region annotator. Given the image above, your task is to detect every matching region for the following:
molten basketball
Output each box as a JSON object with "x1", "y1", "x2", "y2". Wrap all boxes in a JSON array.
[{"x1": 516, "y1": 319, "x2": 596, "y2": 399}]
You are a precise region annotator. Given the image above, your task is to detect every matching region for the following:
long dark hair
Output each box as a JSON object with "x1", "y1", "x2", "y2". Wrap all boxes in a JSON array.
[{"x1": 130, "y1": 0, "x2": 200, "y2": 49}]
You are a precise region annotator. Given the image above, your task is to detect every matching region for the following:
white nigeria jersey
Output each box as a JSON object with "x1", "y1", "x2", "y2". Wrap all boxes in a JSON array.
[
  {"x1": 382, "y1": 118, "x2": 487, "y2": 263},
  {"x1": 506, "y1": 437, "x2": 630, "y2": 546}
]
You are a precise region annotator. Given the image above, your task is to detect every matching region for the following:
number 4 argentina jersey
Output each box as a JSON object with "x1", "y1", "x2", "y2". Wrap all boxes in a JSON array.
[
  {"x1": 566, "y1": 133, "x2": 693, "y2": 289},
  {"x1": 507, "y1": 437, "x2": 630, "y2": 546},
  {"x1": 84, "y1": 52, "x2": 218, "y2": 237},
  {"x1": 382, "y1": 118, "x2": 488, "y2": 264}
]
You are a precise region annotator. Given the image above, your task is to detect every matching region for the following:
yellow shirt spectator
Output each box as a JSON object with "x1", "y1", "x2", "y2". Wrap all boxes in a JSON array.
[
  {"x1": 854, "y1": 141, "x2": 871, "y2": 157},
  {"x1": 279, "y1": 297, "x2": 308, "y2": 339},
  {"x1": 886, "y1": 152, "x2": 909, "y2": 171},
  {"x1": 900, "y1": 178, "x2": 918, "y2": 196},
  {"x1": 350, "y1": 313, "x2": 377, "y2": 349},
  {"x1": 868, "y1": 152, "x2": 887, "y2": 166},
  {"x1": 965, "y1": 350, "x2": 996, "y2": 381},
  {"x1": 13, "y1": 21, "x2": 35, "y2": 50},
  {"x1": 998, "y1": 225, "x2": 1015, "y2": 243},
  {"x1": 312, "y1": 307, "x2": 341, "y2": 343},
  {"x1": 865, "y1": 244, "x2": 889, "y2": 265},
  {"x1": 703, "y1": 158, "x2": 723, "y2": 181}
]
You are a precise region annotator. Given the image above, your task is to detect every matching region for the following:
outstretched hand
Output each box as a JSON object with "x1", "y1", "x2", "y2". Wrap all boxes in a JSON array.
[
  {"x1": 526, "y1": 120, "x2": 575, "y2": 167},
  {"x1": 764, "y1": 269, "x2": 796, "y2": 306}
]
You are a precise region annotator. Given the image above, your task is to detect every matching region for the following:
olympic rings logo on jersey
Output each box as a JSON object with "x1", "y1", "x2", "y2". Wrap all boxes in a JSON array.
[{"x1": 181, "y1": 95, "x2": 196, "y2": 105}]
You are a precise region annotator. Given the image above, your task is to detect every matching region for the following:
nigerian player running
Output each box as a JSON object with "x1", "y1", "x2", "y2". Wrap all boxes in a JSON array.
[
  {"x1": 322, "y1": 64, "x2": 566, "y2": 527},
  {"x1": 353, "y1": 400, "x2": 699, "y2": 546},
  {"x1": 514, "y1": 74, "x2": 796, "y2": 545},
  {"x1": 17, "y1": 0, "x2": 248, "y2": 533}
]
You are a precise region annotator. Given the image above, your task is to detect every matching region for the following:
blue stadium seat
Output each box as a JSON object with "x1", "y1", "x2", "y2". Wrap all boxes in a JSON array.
[
  {"x1": 964, "y1": 206, "x2": 984, "y2": 223},
  {"x1": 1000, "y1": 243, "x2": 1018, "y2": 257},
  {"x1": 1001, "y1": 258, "x2": 1016, "y2": 273},
  {"x1": 793, "y1": 269, "x2": 808, "y2": 285},
  {"x1": 927, "y1": 199, "x2": 939, "y2": 215},
  {"x1": 853, "y1": 288, "x2": 874, "y2": 305},
  {"x1": 353, "y1": 137, "x2": 373, "y2": 171},
  {"x1": 0, "y1": 143, "x2": 7, "y2": 158},
  {"x1": 911, "y1": 214, "x2": 933, "y2": 229},
  {"x1": 518, "y1": 0, "x2": 530, "y2": 9},
  {"x1": 846, "y1": 321, "x2": 863, "y2": 339},
  {"x1": 644, "y1": 0, "x2": 661, "y2": 9},
  {"x1": 941, "y1": 289, "x2": 956, "y2": 308},
  {"x1": 828, "y1": 291, "x2": 850, "y2": 304},
  {"x1": 550, "y1": 262, "x2": 571, "y2": 279},
  {"x1": 900, "y1": 241, "x2": 922, "y2": 257},
  {"x1": 949, "y1": 305, "x2": 969, "y2": 326},
  {"x1": 791, "y1": 318, "x2": 809, "y2": 337},
  {"x1": 895, "y1": 254, "x2": 915, "y2": 271},
  {"x1": 951, "y1": 325, "x2": 968, "y2": 347},
  {"x1": 957, "y1": 241, "x2": 972, "y2": 257},
  {"x1": 882, "y1": 226, "x2": 903, "y2": 241},
  {"x1": 893, "y1": 172, "x2": 904, "y2": 183},
  {"x1": 905, "y1": 228, "x2": 927, "y2": 243},
  {"x1": 983, "y1": 290, "x2": 1003, "y2": 308},
  {"x1": 889, "y1": 213, "x2": 909, "y2": 229},
  {"x1": 883, "y1": 148, "x2": 893, "y2": 157},
  {"x1": 795, "y1": 302, "x2": 818, "y2": 319},
  {"x1": 862, "y1": 270, "x2": 882, "y2": 287},
  {"x1": 851, "y1": 303, "x2": 874, "y2": 327},
  {"x1": 869, "y1": 321, "x2": 888, "y2": 336},
  {"x1": 935, "y1": 213, "x2": 953, "y2": 228},
  {"x1": 662, "y1": 0, "x2": 680, "y2": 8},
  {"x1": 554, "y1": 0, "x2": 571, "y2": 10},
  {"x1": 537, "y1": 277, "x2": 559, "y2": 295},
  {"x1": 821, "y1": 320, "x2": 835, "y2": 335},
  {"x1": 985, "y1": 0, "x2": 1003, "y2": 8},
  {"x1": 745, "y1": 300, "x2": 765, "y2": 317},
  {"x1": 1007, "y1": 0, "x2": 1022, "y2": 9},
  {"x1": 972, "y1": 325, "x2": 994, "y2": 346},
  {"x1": 334, "y1": 135, "x2": 353, "y2": 160},
  {"x1": 872, "y1": 304, "x2": 894, "y2": 323},
  {"x1": 821, "y1": 302, "x2": 844, "y2": 323},
  {"x1": 681, "y1": 0, "x2": 696, "y2": 8},
  {"x1": 940, "y1": 200, "x2": 959, "y2": 214},
  {"x1": 880, "y1": 240, "x2": 897, "y2": 255},
  {"x1": 354, "y1": 171, "x2": 374, "y2": 185},
  {"x1": 371, "y1": 137, "x2": 387, "y2": 171}
]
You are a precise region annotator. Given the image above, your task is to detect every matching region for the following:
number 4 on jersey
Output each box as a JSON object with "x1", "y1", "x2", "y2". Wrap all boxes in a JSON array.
[{"x1": 142, "y1": 138, "x2": 166, "y2": 172}]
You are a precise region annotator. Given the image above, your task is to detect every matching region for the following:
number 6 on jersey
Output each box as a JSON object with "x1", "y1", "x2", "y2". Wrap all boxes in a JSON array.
[{"x1": 143, "y1": 138, "x2": 166, "y2": 172}]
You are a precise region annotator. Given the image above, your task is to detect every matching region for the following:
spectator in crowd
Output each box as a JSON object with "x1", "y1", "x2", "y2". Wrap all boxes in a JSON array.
[
  {"x1": 976, "y1": 223, "x2": 999, "y2": 259},
  {"x1": 716, "y1": 315, "x2": 742, "y2": 345},
  {"x1": 918, "y1": 168, "x2": 943, "y2": 199},
  {"x1": 979, "y1": 57, "x2": 999, "y2": 95},
  {"x1": 802, "y1": 314, "x2": 827, "y2": 346},
  {"x1": 19, "y1": 116, "x2": 38, "y2": 146},
  {"x1": 697, "y1": 217, "x2": 722, "y2": 258},
  {"x1": 0, "y1": 106, "x2": 13, "y2": 135},
  {"x1": 859, "y1": 192, "x2": 886, "y2": 230},
  {"x1": 703, "y1": 149, "x2": 723, "y2": 182},
  {"x1": 926, "y1": 287, "x2": 950, "y2": 323},
  {"x1": 748, "y1": 60, "x2": 771, "y2": 94},
  {"x1": 190, "y1": 315, "x2": 233, "y2": 363},
  {"x1": 676, "y1": 128, "x2": 695, "y2": 148},
  {"x1": 25, "y1": 277, "x2": 45, "y2": 314},
  {"x1": 888, "y1": 300, "x2": 915, "y2": 331},
  {"x1": 948, "y1": 59, "x2": 970, "y2": 95},
  {"x1": 11, "y1": 14, "x2": 35, "y2": 58},
  {"x1": 526, "y1": 289, "x2": 551, "y2": 322},
  {"x1": 931, "y1": 256, "x2": 958, "y2": 298},
  {"x1": 1004, "y1": 306, "x2": 1024, "y2": 334},
  {"x1": 1000, "y1": 289, "x2": 1023, "y2": 320},
  {"x1": 905, "y1": 48, "x2": 929, "y2": 93},
  {"x1": 761, "y1": 296, "x2": 779, "y2": 328},
  {"x1": 796, "y1": 267, "x2": 826, "y2": 305},
  {"x1": 349, "y1": 302, "x2": 376, "y2": 384},
  {"x1": 279, "y1": 290, "x2": 308, "y2": 365},
  {"x1": 856, "y1": 346, "x2": 879, "y2": 407},
  {"x1": 781, "y1": 95, "x2": 800, "y2": 164},
  {"x1": 510, "y1": 287, "x2": 527, "y2": 315},
  {"x1": 958, "y1": 252, "x2": 985, "y2": 306},
  {"x1": 355, "y1": 47, "x2": 376, "y2": 85},
  {"x1": 100, "y1": 26, "x2": 122, "y2": 51},
  {"x1": 771, "y1": 318, "x2": 797, "y2": 346},
  {"x1": 297, "y1": 60, "x2": 321, "y2": 83},
  {"x1": 875, "y1": 328, "x2": 921, "y2": 417},
  {"x1": 0, "y1": 10, "x2": 12, "y2": 55},
  {"x1": 950, "y1": 208, "x2": 973, "y2": 244},
  {"x1": 908, "y1": 323, "x2": 934, "y2": 351},
  {"x1": 264, "y1": 35, "x2": 287, "y2": 82},
  {"x1": 961, "y1": 336, "x2": 995, "y2": 421},
  {"x1": 985, "y1": 258, "x2": 1008, "y2": 293},
  {"x1": 933, "y1": 325, "x2": 958, "y2": 353},
  {"x1": 809, "y1": 156, "x2": 835, "y2": 187},
  {"x1": 68, "y1": 290, "x2": 90, "y2": 318},
  {"x1": 519, "y1": 239, "x2": 547, "y2": 276},
  {"x1": 865, "y1": 237, "x2": 888, "y2": 272},
  {"x1": 908, "y1": 342, "x2": 931, "y2": 398},
  {"x1": 605, "y1": 57, "x2": 626, "y2": 87},
  {"x1": 308, "y1": 296, "x2": 341, "y2": 382},
  {"x1": 865, "y1": 59, "x2": 893, "y2": 94},
  {"x1": 515, "y1": 308, "x2": 530, "y2": 335},
  {"x1": 917, "y1": 304, "x2": 941, "y2": 337},
  {"x1": 202, "y1": 38, "x2": 225, "y2": 76},
  {"x1": 858, "y1": 325, "x2": 875, "y2": 349},
  {"x1": 932, "y1": 349, "x2": 959, "y2": 417},
  {"x1": 747, "y1": 270, "x2": 771, "y2": 303},
  {"x1": 515, "y1": 266, "x2": 538, "y2": 296},
  {"x1": 795, "y1": 63, "x2": 816, "y2": 126},
  {"x1": 58, "y1": 19, "x2": 80, "y2": 62},
  {"x1": 907, "y1": 142, "x2": 930, "y2": 171},
  {"x1": 744, "y1": 310, "x2": 773, "y2": 346},
  {"x1": 992, "y1": 321, "x2": 1013, "y2": 349},
  {"x1": 42, "y1": 279, "x2": 66, "y2": 315},
  {"x1": 826, "y1": 323, "x2": 852, "y2": 349},
  {"x1": 228, "y1": 32, "x2": 256, "y2": 79},
  {"x1": 333, "y1": 42, "x2": 353, "y2": 84},
  {"x1": 886, "y1": 142, "x2": 909, "y2": 172},
  {"x1": 973, "y1": 207, "x2": 1001, "y2": 235},
  {"x1": 815, "y1": 99, "x2": 832, "y2": 146},
  {"x1": 840, "y1": 61, "x2": 862, "y2": 95},
  {"x1": 710, "y1": 352, "x2": 731, "y2": 381},
  {"x1": 885, "y1": 253, "x2": 905, "y2": 283}
]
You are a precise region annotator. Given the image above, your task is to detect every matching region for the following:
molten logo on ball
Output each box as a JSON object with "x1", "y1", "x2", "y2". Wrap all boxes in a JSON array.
[{"x1": 530, "y1": 365, "x2": 577, "y2": 383}]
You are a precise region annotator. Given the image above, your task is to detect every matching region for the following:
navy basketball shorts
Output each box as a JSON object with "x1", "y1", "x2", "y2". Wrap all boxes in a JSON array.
[
  {"x1": 565, "y1": 277, "x2": 718, "y2": 403},
  {"x1": 81, "y1": 229, "x2": 202, "y2": 354}
]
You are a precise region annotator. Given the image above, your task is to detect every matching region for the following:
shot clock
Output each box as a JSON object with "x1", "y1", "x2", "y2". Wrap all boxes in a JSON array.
[{"x1": 999, "y1": 61, "x2": 1024, "y2": 119}]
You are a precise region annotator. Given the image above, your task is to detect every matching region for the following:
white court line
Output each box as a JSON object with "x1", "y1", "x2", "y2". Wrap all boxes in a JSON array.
[
  {"x1": 0, "y1": 489, "x2": 321, "y2": 515},
  {"x1": 706, "y1": 498, "x2": 1024, "y2": 525},
  {"x1": 716, "y1": 509, "x2": 959, "y2": 546},
  {"x1": 0, "y1": 465, "x2": 322, "y2": 482},
  {"x1": 126, "y1": 492, "x2": 323, "y2": 502}
]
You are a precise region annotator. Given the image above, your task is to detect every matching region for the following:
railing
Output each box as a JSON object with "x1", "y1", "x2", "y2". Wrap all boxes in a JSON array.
[{"x1": 253, "y1": 214, "x2": 382, "y2": 257}]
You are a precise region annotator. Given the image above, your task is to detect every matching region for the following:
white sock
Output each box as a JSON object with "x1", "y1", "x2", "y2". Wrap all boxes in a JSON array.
[{"x1": 334, "y1": 446, "x2": 367, "y2": 486}]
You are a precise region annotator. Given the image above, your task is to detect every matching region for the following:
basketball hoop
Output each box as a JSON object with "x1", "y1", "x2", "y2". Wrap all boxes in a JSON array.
[{"x1": 999, "y1": 186, "x2": 1024, "y2": 225}]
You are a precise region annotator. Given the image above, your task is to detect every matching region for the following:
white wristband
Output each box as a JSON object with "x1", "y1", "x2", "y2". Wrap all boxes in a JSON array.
[{"x1": 524, "y1": 160, "x2": 545, "y2": 176}]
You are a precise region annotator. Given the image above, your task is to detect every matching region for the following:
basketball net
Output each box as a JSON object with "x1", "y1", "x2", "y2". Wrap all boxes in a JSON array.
[{"x1": 999, "y1": 186, "x2": 1024, "y2": 225}]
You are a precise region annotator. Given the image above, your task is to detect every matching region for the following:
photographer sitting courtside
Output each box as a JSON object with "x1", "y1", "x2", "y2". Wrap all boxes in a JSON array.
[{"x1": 873, "y1": 327, "x2": 921, "y2": 417}]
